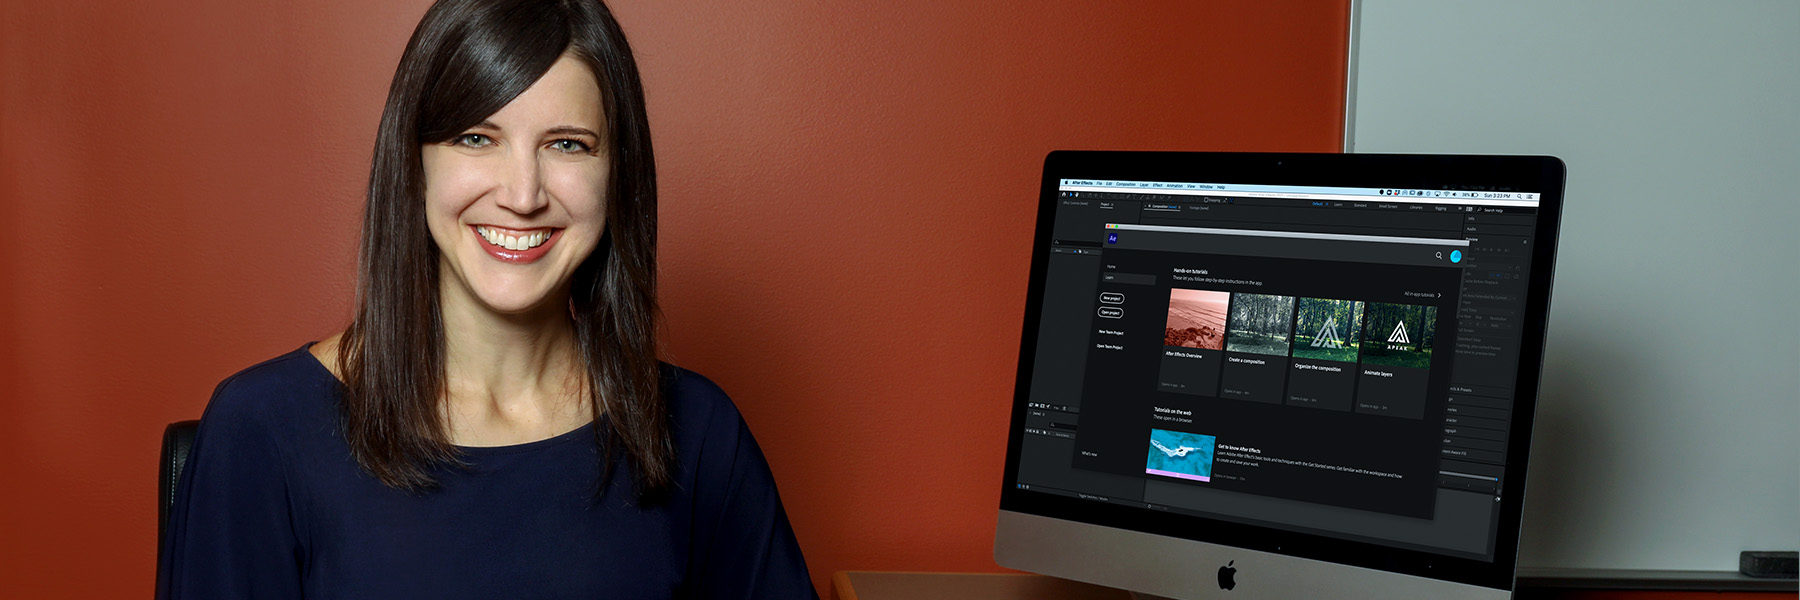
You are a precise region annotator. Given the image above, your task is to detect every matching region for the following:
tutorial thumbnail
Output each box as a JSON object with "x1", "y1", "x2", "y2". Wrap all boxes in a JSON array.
[
  {"x1": 1291, "y1": 297, "x2": 1364, "y2": 363},
  {"x1": 1225, "y1": 293, "x2": 1296, "y2": 357},
  {"x1": 1146, "y1": 428, "x2": 1218, "y2": 482},
  {"x1": 1164, "y1": 288, "x2": 1230, "y2": 350},
  {"x1": 1359, "y1": 303, "x2": 1437, "y2": 369}
]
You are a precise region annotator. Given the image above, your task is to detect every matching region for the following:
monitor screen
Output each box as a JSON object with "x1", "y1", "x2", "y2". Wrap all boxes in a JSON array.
[{"x1": 996, "y1": 151, "x2": 1565, "y2": 599}]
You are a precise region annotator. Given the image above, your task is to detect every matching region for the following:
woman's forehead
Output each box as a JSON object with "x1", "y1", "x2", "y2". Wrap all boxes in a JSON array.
[{"x1": 477, "y1": 54, "x2": 604, "y2": 134}]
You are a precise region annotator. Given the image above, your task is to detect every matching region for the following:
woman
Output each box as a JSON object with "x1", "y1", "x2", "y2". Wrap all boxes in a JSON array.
[{"x1": 155, "y1": 0, "x2": 816, "y2": 597}]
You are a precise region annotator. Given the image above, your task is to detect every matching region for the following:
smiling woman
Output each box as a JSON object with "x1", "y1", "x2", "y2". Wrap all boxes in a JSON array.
[
  {"x1": 153, "y1": 0, "x2": 816, "y2": 598},
  {"x1": 425, "y1": 55, "x2": 610, "y2": 317}
]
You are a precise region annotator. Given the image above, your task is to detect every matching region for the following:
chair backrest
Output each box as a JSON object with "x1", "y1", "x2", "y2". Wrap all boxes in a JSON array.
[{"x1": 158, "y1": 420, "x2": 200, "y2": 550}]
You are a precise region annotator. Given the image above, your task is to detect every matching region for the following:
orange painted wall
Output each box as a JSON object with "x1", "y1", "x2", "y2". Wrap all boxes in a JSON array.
[{"x1": 0, "y1": 0, "x2": 1348, "y2": 596}]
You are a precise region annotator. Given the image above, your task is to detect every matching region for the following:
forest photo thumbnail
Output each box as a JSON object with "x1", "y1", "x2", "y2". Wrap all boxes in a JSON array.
[
  {"x1": 1291, "y1": 297, "x2": 1364, "y2": 363},
  {"x1": 1225, "y1": 293, "x2": 1296, "y2": 356},
  {"x1": 1165, "y1": 288, "x2": 1230, "y2": 350},
  {"x1": 1360, "y1": 302, "x2": 1437, "y2": 369}
]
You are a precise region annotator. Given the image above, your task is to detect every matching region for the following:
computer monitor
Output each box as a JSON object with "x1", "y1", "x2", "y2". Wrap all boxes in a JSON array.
[{"x1": 995, "y1": 151, "x2": 1565, "y2": 599}]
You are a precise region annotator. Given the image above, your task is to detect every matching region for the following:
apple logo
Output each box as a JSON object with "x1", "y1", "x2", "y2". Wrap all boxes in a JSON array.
[{"x1": 1217, "y1": 560, "x2": 1237, "y2": 591}]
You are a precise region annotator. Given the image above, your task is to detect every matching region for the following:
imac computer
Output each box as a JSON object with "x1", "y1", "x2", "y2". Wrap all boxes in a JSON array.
[{"x1": 996, "y1": 151, "x2": 1565, "y2": 599}]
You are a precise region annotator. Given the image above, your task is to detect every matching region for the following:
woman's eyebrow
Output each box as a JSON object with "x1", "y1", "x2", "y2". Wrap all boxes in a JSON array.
[{"x1": 544, "y1": 126, "x2": 600, "y2": 138}]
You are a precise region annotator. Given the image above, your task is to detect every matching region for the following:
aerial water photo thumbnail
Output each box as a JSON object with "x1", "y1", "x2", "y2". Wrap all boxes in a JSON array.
[{"x1": 1146, "y1": 428, "x2": 1218, "y2": 482}]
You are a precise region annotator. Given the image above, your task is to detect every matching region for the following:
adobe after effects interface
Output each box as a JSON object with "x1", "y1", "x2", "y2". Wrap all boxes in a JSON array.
[{"x1": 1015, "y1": 178, "x2": 1541, "y2": 560}]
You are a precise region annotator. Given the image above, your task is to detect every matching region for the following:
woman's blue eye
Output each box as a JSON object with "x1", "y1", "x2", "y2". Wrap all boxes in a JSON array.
[
  {"x1": 550, "y1": 139, "x2": 591, "y2": 153},
  {"x1": 456, "y1": 134, "x2": 492, "y2": 148}
]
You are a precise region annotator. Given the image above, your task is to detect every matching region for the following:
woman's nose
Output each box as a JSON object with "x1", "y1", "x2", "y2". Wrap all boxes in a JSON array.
[{"x1": 495, "y1": 149, "x2": 548, "y2": 214}]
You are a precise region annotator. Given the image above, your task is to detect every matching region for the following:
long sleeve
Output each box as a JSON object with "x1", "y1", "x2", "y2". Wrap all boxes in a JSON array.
[
  {"x1": 156, "y1": 377, "x2": 306, "y2": 600},
  {"x1": 683, "y1": 392, "x2": 818, "y2": 599}
]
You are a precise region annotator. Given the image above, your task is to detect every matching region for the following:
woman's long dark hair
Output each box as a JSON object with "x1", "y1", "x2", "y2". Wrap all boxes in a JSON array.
[{"x1": 338, "y1": 0, "x2": 670, "y2": 501}]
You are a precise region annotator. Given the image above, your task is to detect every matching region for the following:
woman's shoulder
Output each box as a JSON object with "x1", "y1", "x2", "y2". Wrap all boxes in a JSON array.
[
  {"x1": 199, "y1": 343, "x2": 340, "y2": 440},
  {"x1": 660, "y1": 363, "x2": 736, "y2": 422},
  {"x1": 661, "y1": 363, "x2": 725, "y2": 401},
  {"x1": 658, "y1": 363, "x2": 755, "y2": 446}
]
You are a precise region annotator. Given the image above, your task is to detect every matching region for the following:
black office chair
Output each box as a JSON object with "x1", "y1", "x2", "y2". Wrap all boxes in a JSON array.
[{"x1": 157, "y1": 420, "x2": 200, "y2": 563}]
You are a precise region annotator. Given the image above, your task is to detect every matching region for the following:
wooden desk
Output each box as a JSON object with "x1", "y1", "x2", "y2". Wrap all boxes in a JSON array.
[
  {"x1": 831, "y1": 571, "x2": 1796, "y2": 600},
  {"x1": 832, "y1": 572, "x2": 1127, "y2": 600}
]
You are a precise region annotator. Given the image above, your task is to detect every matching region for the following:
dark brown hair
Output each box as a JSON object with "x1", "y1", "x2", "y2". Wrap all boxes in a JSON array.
[{"x1": 338, "y1": 0, "x2": 670, "y2": 500}]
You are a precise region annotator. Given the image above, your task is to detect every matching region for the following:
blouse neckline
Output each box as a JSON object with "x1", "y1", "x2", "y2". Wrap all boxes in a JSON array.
[{"x1": 295, "y1": 342, "x2": 601, "y2": 456}]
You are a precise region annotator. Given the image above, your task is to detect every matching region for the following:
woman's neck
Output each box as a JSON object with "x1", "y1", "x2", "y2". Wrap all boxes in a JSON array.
[{"x1": 437, "y1": 282, "x2": 590, "y2": 446}]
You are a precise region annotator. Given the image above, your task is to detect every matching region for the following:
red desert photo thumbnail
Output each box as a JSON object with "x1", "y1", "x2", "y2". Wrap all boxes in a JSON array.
[{"x1": 1164, "y1": 288, "x2": 1229, "y2": 350}]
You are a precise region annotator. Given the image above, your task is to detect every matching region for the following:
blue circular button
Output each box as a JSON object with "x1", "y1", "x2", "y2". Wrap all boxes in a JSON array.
[{"x1": 1450, "y1": 250, "x2": 1463, "y2": 263}]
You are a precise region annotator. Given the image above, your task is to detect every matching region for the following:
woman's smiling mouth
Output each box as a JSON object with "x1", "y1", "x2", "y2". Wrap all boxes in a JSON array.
[{"x1": 472, "y1": 225, "x2": 560, "y2": 263}]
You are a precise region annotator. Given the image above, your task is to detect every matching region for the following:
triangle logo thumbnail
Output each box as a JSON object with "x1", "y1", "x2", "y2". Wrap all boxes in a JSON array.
[
  {"x1": 1311, "y1": 317, "x2": 1342, "y2": 348},
  {"x1": 1388, "y1": 321, "x2": 1410, "y2": 344}
]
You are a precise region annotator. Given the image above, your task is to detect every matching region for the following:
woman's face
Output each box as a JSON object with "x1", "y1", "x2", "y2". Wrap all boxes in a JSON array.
[{"x1": 422, "y1": 54, "x2": 609, "y2": 318}]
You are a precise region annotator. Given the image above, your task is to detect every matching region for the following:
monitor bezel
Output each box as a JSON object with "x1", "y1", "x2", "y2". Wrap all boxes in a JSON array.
[{"x1": 996, "y1": 150, "x2": 1566, "y2": 591}]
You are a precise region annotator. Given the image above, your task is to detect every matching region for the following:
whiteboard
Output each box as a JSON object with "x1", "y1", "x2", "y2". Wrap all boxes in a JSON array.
[{"x1": 1348, "y1": 0, "x2": 1799, "y2": 571}]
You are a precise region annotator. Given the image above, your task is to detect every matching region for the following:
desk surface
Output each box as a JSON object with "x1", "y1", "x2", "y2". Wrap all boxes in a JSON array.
[
  {"x1": 831, "y1": 571, "x2": 1797, "y2": 600},
  {"x1": 832, "y1": 572, "x2": 1128, "y2": 600},
  {"x1": 1514, "y1": 567, "x2": 1797, "y2": 592}
]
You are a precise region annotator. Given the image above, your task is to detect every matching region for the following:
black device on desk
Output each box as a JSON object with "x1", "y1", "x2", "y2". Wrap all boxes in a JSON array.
[{"x1": 995, "y1": 151, "x2": 1565, "y2": 599}]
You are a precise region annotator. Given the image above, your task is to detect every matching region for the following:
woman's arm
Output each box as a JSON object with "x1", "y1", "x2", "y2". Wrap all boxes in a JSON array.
[
  {"x1": 156, "y1": 376, "x2": 306, "y2": 599},
  {"x1": 679, "y1": 375, "x2": 819, "y2": 599}
]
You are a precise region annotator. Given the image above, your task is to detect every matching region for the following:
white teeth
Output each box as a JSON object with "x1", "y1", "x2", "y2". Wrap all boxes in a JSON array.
[{"x1": 476, "y1": 227, "x2": 550, "y2": 251}]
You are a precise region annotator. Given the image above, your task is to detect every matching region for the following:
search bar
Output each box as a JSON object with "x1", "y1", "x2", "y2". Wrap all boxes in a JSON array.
[
  {"x1": 1102, "y1": 223, "x2": 1469, "y2": 268},
  {"x1": 1106, "y1": 224, "x2": 1470, "y2": 247}
]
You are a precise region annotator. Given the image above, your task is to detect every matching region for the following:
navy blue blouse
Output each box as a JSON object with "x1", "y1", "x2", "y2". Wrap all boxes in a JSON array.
[{"x1": 157, "y1": 345, "x2": 817, "y2": 599}]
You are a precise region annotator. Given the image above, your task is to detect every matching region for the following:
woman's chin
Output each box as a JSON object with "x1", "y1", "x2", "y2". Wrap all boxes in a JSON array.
[{"x1": 465, "y1": 286, "x2": 565, "y2": 318}]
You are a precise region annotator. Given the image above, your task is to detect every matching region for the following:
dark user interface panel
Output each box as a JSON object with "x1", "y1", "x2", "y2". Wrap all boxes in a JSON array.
[{"x1": 1015, "y1": 179, "x2": 1541, "y2": 561}]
